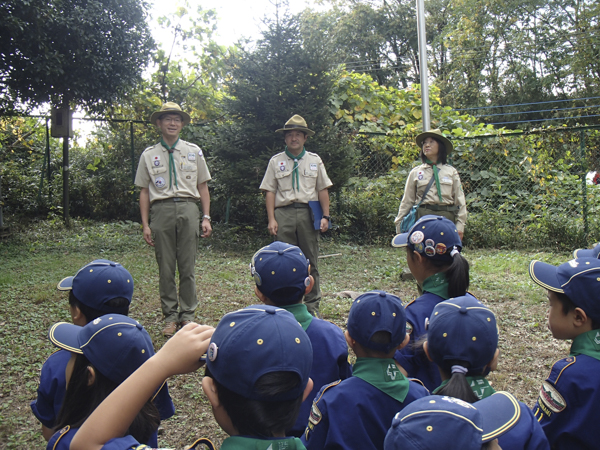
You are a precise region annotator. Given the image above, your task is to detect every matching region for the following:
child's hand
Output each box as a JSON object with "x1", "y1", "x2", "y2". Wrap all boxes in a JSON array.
[{"x1": 154, "y1": 322, "x2": 215, "y2": 377}]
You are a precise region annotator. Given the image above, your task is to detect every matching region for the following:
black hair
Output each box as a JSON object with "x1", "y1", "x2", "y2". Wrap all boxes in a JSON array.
[
  {"x1": 553, "y1": 291, "x2": 600, "y2": 329},
  {"x1": 68, "y1": 290, "x2": 130, "y2": 322},
  {"x1": 265, "y1": 287, "x2": 304, "y2": 306},
  {"x1": 420, "y1": 137, "x2": 448, "y2": 165},
  {"x1": 354, "y1": 330, "x2": 397, "y2": 357},
  {"x1": 434, "y1": 360, "x2": 480, "y2": 404},
  {"x1": 54, "y1": 354, "x2": 159, "y2": 442},
  {"x1": 205, "y1": 366, "x2": 304, "y2": 437},
  {"x1": 407, "y1": 248, "x2": 470, "y2": 298}
]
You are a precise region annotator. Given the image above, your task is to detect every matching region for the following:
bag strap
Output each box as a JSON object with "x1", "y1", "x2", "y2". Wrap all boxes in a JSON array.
[{"x1": 416, "y1": 175, "x2": 436, "y2": 207}]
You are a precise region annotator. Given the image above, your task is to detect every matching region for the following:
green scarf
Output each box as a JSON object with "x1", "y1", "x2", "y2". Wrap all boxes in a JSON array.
[
  {"x1": 281, "y1": 303, "x2": 314, "y2": 331},
  {"x1": 285, "y1": 146, "x2": 306, "y2": 191},
  {"x1": 352, "y1": 358, "x2": 409, "y2": 403},
  {"x1": 161, "y1": 138, "x2": 179, "y2": 188},
  {"x1": 220, "y1": 435, "x2": 306, "y2": 450},
  {"x1": 433, "y1": 376, "x2": 495, "y2": 400},
  {"x1": 422, "y1": 272, "x2": 449, "y2": 298},
  {"x1": 570, "y1": 329, "x2": 600, "y2": 362},
  {"x1": 426, "y1": 159, "x2": 443, "y2": 201}
]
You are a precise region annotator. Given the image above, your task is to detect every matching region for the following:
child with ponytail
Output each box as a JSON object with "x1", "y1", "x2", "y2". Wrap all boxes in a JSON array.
[{"x1": 391, "y1": 215, "x2": 471, "y2": 390}]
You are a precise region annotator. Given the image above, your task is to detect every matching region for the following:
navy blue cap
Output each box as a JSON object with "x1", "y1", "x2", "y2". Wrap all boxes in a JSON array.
[
  {"x1": 48, "y1": 314, "x2": 154, "y2": 384},
  {"x1": 250, "y1": 242, "x2": 311, "y2": 304},
  {"x1": 529, "y1": 257, "x2": 600, "y2": 323},
  {"x1": 384, "y1": 392, "x2": 520, "y2": 449},
  {"x1": 427, "y1": 296, "x2": 498, "y2": 375},
  {"x1": 347, "y1": 290, "x2": 407, "y2": 353},
  {"x1": 573, "y1": 243, "x2": 600, "y2": 259},
  {"x1": 57, "y1": 260, "x2": 133, "y2": 313},
  {"x1": 391, "y1": 215, "x2": 462, "y2": 262},
  {"x1": 206, "y1": 305, "x2": 313, "y2": 401}
]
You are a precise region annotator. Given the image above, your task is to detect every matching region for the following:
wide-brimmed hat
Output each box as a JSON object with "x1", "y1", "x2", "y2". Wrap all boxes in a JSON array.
[
  {"x1": 150, "y1": 102, "x2": 191, "y2": 126},
  {"x1": 415, "y1": 129, "x2": 453, "y2": 154},
  {"x1": 275, "y1": 115, "x2": 315, "y2": 136}
]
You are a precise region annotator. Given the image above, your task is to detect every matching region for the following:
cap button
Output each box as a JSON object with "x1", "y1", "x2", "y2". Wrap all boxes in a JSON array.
[
  {"x1": 278, "y1": 250, "x2": 284, "y2": 255},
  {"x1": 110, "y1": 262, "x2": 117, "y2": 266},
  {"x1": 379, "y1": 292, "x2": 386, "y2": 297},
  {"x1": 266, "y1": 308, "x2": 276, "y2": 314},
  {"x1": 459, "y1": 306, "x2": 468, "y2": 314}
]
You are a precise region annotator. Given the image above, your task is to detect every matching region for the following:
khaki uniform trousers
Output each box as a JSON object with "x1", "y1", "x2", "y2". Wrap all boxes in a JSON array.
[
  {"x1": 275, "y1": 204, "x2": 321, "y2": 315},
  {"x1": 417, "y1": 206, "x2": 457, "y2": 224},
  {"x1": 150, "y1": 199, "x2": 200, "y2": 322}
]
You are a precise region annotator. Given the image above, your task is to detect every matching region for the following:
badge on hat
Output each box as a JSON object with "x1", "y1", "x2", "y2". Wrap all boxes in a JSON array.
[{"x1": 410, "y1": 231, "x2": 424, "y2": 244}]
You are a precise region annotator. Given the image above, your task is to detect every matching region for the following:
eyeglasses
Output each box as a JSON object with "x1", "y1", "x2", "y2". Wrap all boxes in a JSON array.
[{"x1": 160, "y1": 116, "x2": 182, "y2": 124}]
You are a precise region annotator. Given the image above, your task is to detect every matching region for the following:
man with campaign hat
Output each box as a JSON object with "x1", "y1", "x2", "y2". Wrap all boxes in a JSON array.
[
  {"x1": 260, "y1": 115, "x2": 332, "y2": 317},
  {"x1": 135, "y1": 102, "x2": 212, "y2": 337},
  {"x1": 529, "y1": 257, "x2": 600, "y2": 448}
]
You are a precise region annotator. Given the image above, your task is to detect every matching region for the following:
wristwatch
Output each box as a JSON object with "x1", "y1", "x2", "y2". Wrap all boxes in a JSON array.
[
  {"x1": 323, "y1": 215, "x2": 331, "y2": 220},
  {"x1": 202, "y1": 215, "x2": 211, "y2": 221}
]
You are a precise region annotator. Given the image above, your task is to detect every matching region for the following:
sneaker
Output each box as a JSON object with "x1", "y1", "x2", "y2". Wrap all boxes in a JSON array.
[{"x1": 162, "y1": 322, "x2": 178, "y2": 337}]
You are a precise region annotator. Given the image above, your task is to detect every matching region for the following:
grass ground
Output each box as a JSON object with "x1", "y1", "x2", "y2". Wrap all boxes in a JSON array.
[{"x1": 0, "y1": 220, "x2": 573, "y2": 449}]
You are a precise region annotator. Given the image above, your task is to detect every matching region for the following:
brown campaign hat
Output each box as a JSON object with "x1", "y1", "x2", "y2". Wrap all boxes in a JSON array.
[
  {"x1": 415, "y1": 129, "x2": 453, "y2": 154},
  {"x1": 150, "y1": 102, "x2": 191, "y2": 126},
  {"x1": 275, "y1": 115, "x2": 315, "y2": 136}
]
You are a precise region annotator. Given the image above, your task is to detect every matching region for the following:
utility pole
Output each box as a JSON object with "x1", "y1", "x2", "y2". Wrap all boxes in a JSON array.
[{"x1": 416, "y1": 0, "x2": 431, "y2": 131}]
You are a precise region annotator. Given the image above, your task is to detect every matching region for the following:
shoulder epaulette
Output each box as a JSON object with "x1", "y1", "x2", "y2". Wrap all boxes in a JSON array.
[
  {"x1": 50, "y1": 425, "x2": 70, "y2": 450},
  {"x1": 313, "y1": 379, "x2": 341, "y2": 404},
  {"x1": 185, "y1": 141, "x2": 200, "y2": 149},
  {"x1": 548, "y1": 356, "x2": 577, "y2": 384},
  {"x1": 185, "y1": 437, "x2": 216, "y2": 450},
  {"x1": 408, "y1": 377, "x2": 430, "y2": 392}
]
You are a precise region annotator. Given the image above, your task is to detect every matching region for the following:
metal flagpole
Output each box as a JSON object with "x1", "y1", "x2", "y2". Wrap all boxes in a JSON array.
[{"x1": 416, "y1": 0, "x2": 431, "y2": 131}]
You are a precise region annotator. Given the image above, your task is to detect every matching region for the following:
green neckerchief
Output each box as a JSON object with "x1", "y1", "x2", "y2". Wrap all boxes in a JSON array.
[
  {"x1": 284, "y1": 146, "x2": 306, "y2": 191},
  {"x1": 426, "y1": 159, "x2": 443, "y2": 201},
  {"x1": 161, "y1": 138, "x2": 180, "y2": 188},
  {"x1": 281, "y1": 303, "x2": 314, "y2": 331},
  {"x1": 433, "y1": 376, "x2": 495, "y2": 400},
  {"x1": 352, "y1": 358, "x2": 409, "y2": 403},
  {"x1": 570, "y1": 329, "x2": 600, "y2": 362},
  {"x1": 421, "y1": 272, "x2": 449, "y2": 298},
  {"x1": 220, "y1": 435, "x2": 306, "y2": 450}
]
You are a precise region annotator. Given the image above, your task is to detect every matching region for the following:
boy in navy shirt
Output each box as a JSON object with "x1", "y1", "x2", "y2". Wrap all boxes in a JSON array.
[
  {"x1": 529, "y1": 257, "x2": 600, "y2": 449},
  {"x1": 302, "y1": 290, "x2": 429, "y2": 450},
  {"x1": 251, "y1": 241, "x2": 352, "y2": 436}
]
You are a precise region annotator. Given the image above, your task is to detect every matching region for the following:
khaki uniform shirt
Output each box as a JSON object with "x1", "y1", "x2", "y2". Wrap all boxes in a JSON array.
[
  {"x1": 394, "y1": 162, "x2": 467, "y2": 232},
  {"x1": 134, "y1": 140, "x2": 211, "y2": 203},
  {"x1": 260, "y1": 150, "x2": 332, "y2": 207}
]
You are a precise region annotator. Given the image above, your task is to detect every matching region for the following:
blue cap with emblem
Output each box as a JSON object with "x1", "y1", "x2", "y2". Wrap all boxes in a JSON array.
[
  {"x1": 573, "y1": 242, "x2": 600, "y2": 259},
  {"x1": 391, "y1": 215, "x2": 462, "y2": 262},
  {"x1": 206, "y1": 305, "x2": 313, "y2": 401},
  {"x1": 347, "y1": 290, "x2": 407, "y2": 353},
  {"x1": 57, "y1": 259, "x2": 134, "y2": 314},
  {"x1": 529, "y1": 257, "x2": 600, "y2": 323},
  {"x1": 427, "y1": 296, "x2": 498, "y2": 375},
  {"x1": 250, "y1": 241, "x2": 311, "y2": 305},
  {"x1": 48, "y1": 314, "x2": 154, "y2": 384},
  {"x1": 384, "y1": 392, "x2": 521, "y2": 450}
]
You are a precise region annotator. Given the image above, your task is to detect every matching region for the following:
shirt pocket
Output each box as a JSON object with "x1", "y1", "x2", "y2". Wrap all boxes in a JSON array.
[
  {"x1": 275, "y1": 170, "x2": 293, "y2": 191},
  {"x1": 301, "y1": 169, "x2": 318, "y2": 195},
  {"x1": 440, "y1": 176, "x2": 453, "y2": 200},
  {"x1": 151, "y1": 166, "x2": 167, "y2": 176}
]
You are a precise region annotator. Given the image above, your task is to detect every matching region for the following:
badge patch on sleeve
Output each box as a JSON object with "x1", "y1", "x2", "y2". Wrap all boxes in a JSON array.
[
  {"x1": 539, "y1": 381, "x2": 566, "y2": 413},
  {"x1": 198, "y1": 149, "x2": 203, "y2": 157},
  {"x1": 308, "y1": 402, "x2": 322, "y2": 426}
]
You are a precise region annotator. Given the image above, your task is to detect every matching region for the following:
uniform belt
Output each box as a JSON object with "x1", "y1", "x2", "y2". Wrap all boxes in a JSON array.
[
  {"x1": 419, "y1": 204, "x2": 459, "y2": 212},
  {"x1": 152, "y1": 197, "x2": 196, "y2": 204},
  {"x1": 278, "y1": 202, "x2": 310, "y2": 209}
]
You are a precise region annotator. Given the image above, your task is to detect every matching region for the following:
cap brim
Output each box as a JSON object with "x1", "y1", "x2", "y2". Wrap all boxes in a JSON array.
[
  {"x1": 529, "y1": 260, "x2": 564, "y2": 293},
  {"x1": 392, "y1": 233, "x2": 409, "y2": 248},
  {"x1": 275, "y1": 127, "x2": 315, "y2": 136},
  {"x1": 573, "y1": 244, "x2": 600, "y2": 259},
  {"x1": 475, "y1": 391, "x2": 520, "y2": 442},
  {"x1": 48, "y1": 322, "x2": 83, "y2": 354},
  {"x1": 57, "y1": 276, "x2": 74, "y2": 291}
]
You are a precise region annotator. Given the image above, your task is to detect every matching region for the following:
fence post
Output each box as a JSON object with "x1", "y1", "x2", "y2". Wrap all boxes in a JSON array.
[
  {"x1": 580, "y1": 130, "x2": 588, "y2": 238},
  {"x1": 46, "y1": 117, "x2": 52, "y2": 202},
  {"x1": 130, "y1": 121, "x2": 135, "y2": 205}
]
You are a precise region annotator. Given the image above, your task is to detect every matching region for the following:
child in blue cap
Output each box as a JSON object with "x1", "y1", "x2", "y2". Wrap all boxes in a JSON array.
[
  {"x1": 384, "y1": 393, "x2": 520, "y2": 450},
  {"x1": 30, "y1": 260, "x2": 174, "y2": 443},
  {"x1": 529, "y1": 257, "x2": 600, "y2": 449},
  {"x1": 391, "y1": 215, "x2": 471, "y2": 391},
  {"x1": 44, "y1": 314, "x2": 161, "y2": 450},
  {"x1": 251, "y1": 241, "x2": 352, "y2": 436},
  {"x1": 301, "y1": 290, "x2": 429, "y2": 450},
  {"x1": 423, "y1": 296, "x2": 549, "y2": 450},
  {"x1": 70, "y1": 305, "x2": 314, "y2": 450},
  {"x1": 572, "y1": 242, "x2": 600, "y2": 259}
]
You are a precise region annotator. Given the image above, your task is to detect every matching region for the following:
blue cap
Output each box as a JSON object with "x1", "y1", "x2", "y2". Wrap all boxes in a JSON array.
[
  {"x1": 206, "y1": 305, "x2": 313, "y2": 401},
  {"x1": 384, "y1": 392, "x2": 521, "y2": 450},
  {"x1": 573, "y1": 243, "x2": 600, "y2": 259},
  {"x1": 347, "y1": 290, "x2": 407, "y2": 353},
  {"x1": 391, "y1": 215, "x2": 462, "y2": 262},
  {"x1": 48, "y1": 314, "x2": 154, "y2": 384},
  {"x1": 529, "y1": 257, "x2": 600, "y2": 323},
  {"x1": 250, "y1": 242, "x2": 311, "y2": 304},
  {"x1": 57, "y1": 260, "x2": 134, "y2": 313},
  {"x1": 427, "y1": 296, "x2": 498, "y2": 375}
]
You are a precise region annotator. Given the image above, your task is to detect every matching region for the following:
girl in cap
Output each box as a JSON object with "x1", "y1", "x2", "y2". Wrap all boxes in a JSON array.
[
  {"x1": 45, "y1": 315, "x2": 161, "y2": 450},
  {"x1": 423, "y1": 296, "x2": 549, "y2": 450},
  {"x1": 394, "y1": 129, "x2": 467, "y2": 239},
  {"x1": 391, "y1": 215, "x2": 471, "y2": 391}
]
